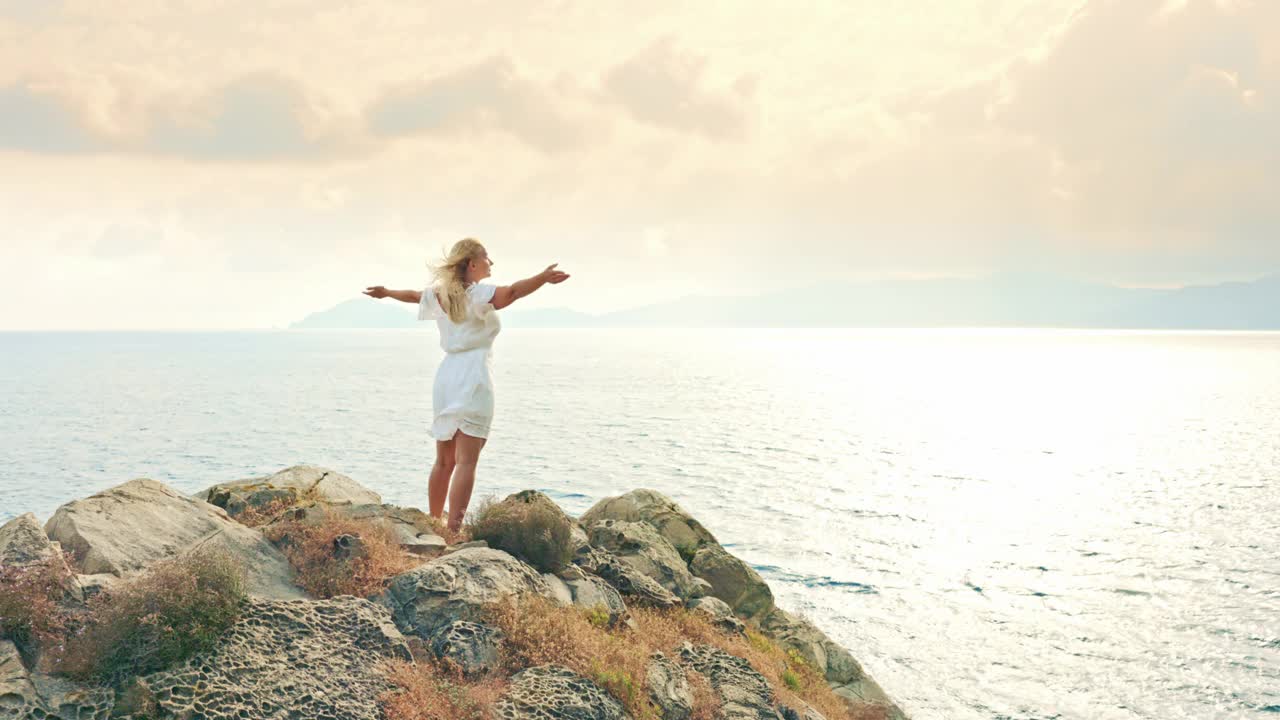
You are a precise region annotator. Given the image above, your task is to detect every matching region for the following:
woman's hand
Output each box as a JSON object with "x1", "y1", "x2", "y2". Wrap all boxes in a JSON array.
[
  {"x1": 540, "y1": 264, "x2": 570, "y2": 284},
  {"x1": 363, "y1": 286, "x2": 390, "y2": 299}
]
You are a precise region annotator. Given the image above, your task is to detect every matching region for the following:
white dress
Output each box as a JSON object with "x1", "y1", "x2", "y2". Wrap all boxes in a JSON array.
[{"x1": 418, "y1": 282, "x2": 501, "y2": 440}]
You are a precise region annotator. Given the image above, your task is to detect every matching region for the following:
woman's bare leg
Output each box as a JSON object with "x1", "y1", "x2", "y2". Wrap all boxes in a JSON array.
[
  {"x1": 448, "y1": 431, "x2": 487, "y2": 531},
  {"x1": 428, "y1": 437, "x2": 457, "y2": 521}
]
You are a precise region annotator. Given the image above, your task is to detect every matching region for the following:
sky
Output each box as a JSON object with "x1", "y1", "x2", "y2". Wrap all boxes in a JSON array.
[{"x1": 1, "y1": 0, "x2": 1277, "y2": 329}]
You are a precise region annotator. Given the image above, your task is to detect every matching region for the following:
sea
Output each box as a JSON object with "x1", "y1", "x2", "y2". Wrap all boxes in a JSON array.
[{"x1": 1, "y1": 328, "x2": 1277, "y2": 719}]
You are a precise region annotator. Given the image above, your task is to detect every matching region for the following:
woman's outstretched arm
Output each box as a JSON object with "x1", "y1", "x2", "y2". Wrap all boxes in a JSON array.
[
  {"x1": 491, "y1": 264, "x2": 570, "y2": 310},
  {"x1": 363, "y1": 286, "x2": 423, "y2": 304}
]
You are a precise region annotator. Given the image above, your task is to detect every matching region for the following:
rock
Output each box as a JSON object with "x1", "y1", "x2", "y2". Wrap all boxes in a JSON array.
[
  {"x1": 442, "y1": 539, "x2": 489, "y2": 555},
  {"x1": 0, "y1": 513, "x2": 83, "y2": 603},
  {"x1": 43, "y1": 478, "x2": 306, "y2": 600},
  {"x1": 580, "y1": 489, "x2": 718, "y2": 561},
  {"x1": 206, "y1": 484, "x2": 297, "y2": 523},
  {"x1": 687, "y1": 596, "x2": 746, "y2": 636},
  {"x1": 781, "y1": 702, "x2": 828, "y2": 720},
  {"x1": 573, "y1": 545, "x2": 681, "y2": 609},
  {"x1": 201, "y1": 464, "x2": 381, "y2": 511},
  {"x1": 678, "y1": 642, "x2": 777, "y2": 720},
  {"x1": 380, "y1": 547, "x2": 555, "y2": 640},
  {"x1": 586, "y1": 520, "x2": 710, "y2": 600},
  {"x1": 333, "y1": 533, "x2": 367, "y2": 561},
  {"x1": 0, "y1": 513, "x2": 62, "y2": 568},
  {"x1": 558, "y1": 566, "x2": 628, "y2": 627},
  {"x1": 494, "y1": 664, "x2": 628, "y2": 720},
  {"x1": 542, "y1": 572, "x2": 575, "y2": 606},
  {"x1": 760, "y1": 608, "x2": 905, "y2": 719},
  {"x1": 430, "y1": 620, "x2": 504, "y2": 676},
  {"x1": 73, "y1": 573, "x2": 119, "y2": 600},
  {"x1": 832, "y1": 685, "x2": 905, "y2": 720},
  {"x1": 647, "y1": 652, "x2": 693, "y2": 720},
  {"x1": 0, "y1": 639, "x2": 114, "y2": 719},
  {"x1": 689, "y1": 545, "x2": 774, "y2": 620},
  {"x1": 131, "y1": 596, "x2": 410, "y2": 720}
]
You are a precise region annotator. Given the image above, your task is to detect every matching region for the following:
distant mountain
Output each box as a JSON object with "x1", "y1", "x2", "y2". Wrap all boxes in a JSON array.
[
  {"x1": 293, "y1": 275, "x2": 1280, "y2": 330},
  {"x1": 291, "y1": 299, "x2": 417, "y2": 328},
  {"x1": 596, "y1": 273, "x2": 1280, "y2": 329}
]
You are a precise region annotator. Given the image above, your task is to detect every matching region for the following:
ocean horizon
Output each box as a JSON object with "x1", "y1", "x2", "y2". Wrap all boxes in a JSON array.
[{"x1": 3, "y1": 328, "x2": 1278, "y2": 719}]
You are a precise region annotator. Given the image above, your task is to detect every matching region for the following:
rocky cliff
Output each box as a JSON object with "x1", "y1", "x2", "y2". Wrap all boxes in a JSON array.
[{"x1": 0, "y1": 465, "x2": 908, "y2": 720}]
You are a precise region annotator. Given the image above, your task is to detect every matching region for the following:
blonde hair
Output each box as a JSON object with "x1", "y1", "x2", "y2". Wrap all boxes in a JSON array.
[{"x1": 431, "y1": 238, "x2": 487, "y2": 323}]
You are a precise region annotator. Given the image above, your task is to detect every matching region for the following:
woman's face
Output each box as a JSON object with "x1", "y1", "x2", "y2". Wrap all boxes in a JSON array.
[{"x1": 468, "y1": 252, "x2": 493, "y2": 281}]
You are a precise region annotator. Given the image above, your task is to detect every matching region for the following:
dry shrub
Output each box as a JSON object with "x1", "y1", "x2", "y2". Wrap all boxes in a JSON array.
[
  {"x1": 55, "y1": 548, "x2": 245, "y2": 686},
  {"x1": 465, "y1": 497, "x2": 572, "y2": 573},
  {"x1": 380, "y1": 657, "x2": 508, "y2": 720},
  {"x1": 484, "y1": 594, "x2": 659, "y2": 720},
  {"x1": 263, "y1": 508, "x2": 421, "y2": 598},
  {"x1": 231, "y1": 496, "x2": 296, "y2": 528},
  {"x1": 0, "y1": 552, "x2": 75, "y2": 659}
]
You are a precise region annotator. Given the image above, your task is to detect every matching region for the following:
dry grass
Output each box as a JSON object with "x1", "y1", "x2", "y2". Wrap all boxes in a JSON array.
[
  {"x1": 687, "y1": 669, "x2": 719, "y2": 720},
  {"x1": 485, "y1": 594, "x2": 660, "y2": 719},
  {"x1": 464, "y1": 496, "x2": 573, "y2": 573},
  {"x1": 231, "y1": 495, "x2": 296, "y2": 528},
  {"x1": 263, "y1": 507, "x2": 422, "y2": 599},
  {"x1": 482, "y1": 594, "x2": 882, "y2": 720},
  {"x1": 0, "y1": 552, "x2": 74, "y2": 661},
  {"x1": 628, "y1": 606, "x2": 842, "y2": 717},
  {"x1": 380, "y1": 657, "x2": 508, "y2": 720},
  {"x1": 53, "y1": 548, "x2": 245, "y2": 686}
]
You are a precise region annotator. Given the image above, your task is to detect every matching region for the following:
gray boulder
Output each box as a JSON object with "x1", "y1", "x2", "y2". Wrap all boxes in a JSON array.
[
  {"x1": 126, "y1": 596, "x2": 410, "y2": 720},
  {"x1": 495, "y1": 664, "x2": 629, "y2": 720},
  {"x1": 587, "y1": 520, "x2": 711, "y2": 600},
  {"x1": 430, "y1": 620, "x2": 504, "y2": 676},
  {"x1": 380, "y1": 547, "x2": 555, "y2": 639},
  {"x1": 542, "y1": 572, "x2": 575, "y2": 606},
  {"x1": 43, "y1": 478, "x2": 306, "y2": 600},
  {"x1": 441, "y1": 539, "x2": 489, "y2": 555},
  {"x1": 580, "y1": 489, "x2": 718, "y2": 561},
  {"x1": 689, "y1": 545, "x2": 774, "y2": 620},
  {"x1": 0, "y1": 639, "x2": 114, "y2": 720},
  {"x1": 678, "y1": 642, "x2": 777, "y2": 720},
  {"x1": 573, "y1": 545, "x2": 681, "y2": 609},
  {"x1": 760, "y1": 608, "x2": 904, "y2": 718},
  {"x1": 557, "y1": 565, "x2": 628, "y2": 626},
  {"x1": 647, "y1": 652, "x2": 693, "y2": 720},
  {"x1": 201, "y1": 464, "x2": 382, "y2": 511},
  {"x1": 687, "y1": 596, "x2": 746, "y2": 636}
]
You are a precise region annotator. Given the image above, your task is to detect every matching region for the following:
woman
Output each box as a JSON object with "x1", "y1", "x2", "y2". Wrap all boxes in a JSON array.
[{"x1": 364, "y1": 238, "x2": 570, "y2": 531}]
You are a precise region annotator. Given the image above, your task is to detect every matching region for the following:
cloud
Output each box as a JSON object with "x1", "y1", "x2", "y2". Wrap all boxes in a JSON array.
[
  {"x1": 144, "y1": 73, "x2": 359, "y2": 160},
  {"x1": 93, "y1": 222, "x2": 166, "y2": 260},
  {"x1": 0, "y1": 82, "x2": 102, "y2": 153},
  {"x1": 365, "y1": 56, "x2": 597, "y2": 153},
  {"x1": 602, "y1": 37, "x2": 756, "y2": 139},
  {"x1": 777, "y1": 0, "x2": 1280, "y2": 274},
  {"x1": 994, "y1": 0, "x2": 1280, "y2": 234},
  {"x1": 0, "y1": 72, "x2": 359, "y2": 161}
]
